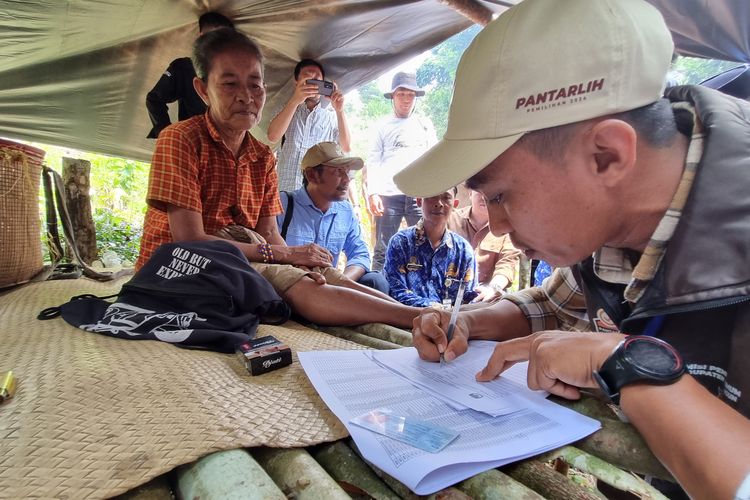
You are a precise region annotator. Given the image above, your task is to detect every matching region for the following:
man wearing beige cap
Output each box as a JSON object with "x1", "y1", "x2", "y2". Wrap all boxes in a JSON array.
[
  {"x1": 366, "y1": 71, "x2": 437, "y2": 271},
  {"x1": 277, "y1": 142, "x2": 389, "y2": 294},
  {"x1": 396, "y1": 0, "x2": 750, "y2": 497}
]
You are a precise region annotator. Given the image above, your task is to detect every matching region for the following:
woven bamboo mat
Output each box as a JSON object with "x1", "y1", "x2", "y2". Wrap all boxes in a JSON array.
[{"x1": 0, "y1": 278, "x2": 363, "y2": 499}]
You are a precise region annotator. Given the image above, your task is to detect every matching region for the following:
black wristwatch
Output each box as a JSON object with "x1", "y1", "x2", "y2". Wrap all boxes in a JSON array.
[{"x1": 593, "y1": 335, "x2": 686, "y2": 405}]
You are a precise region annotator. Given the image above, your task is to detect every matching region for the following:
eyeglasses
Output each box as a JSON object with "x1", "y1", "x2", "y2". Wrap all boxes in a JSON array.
[{"x1": 320, "y1": 165, "x2": 354, "y2": 179}]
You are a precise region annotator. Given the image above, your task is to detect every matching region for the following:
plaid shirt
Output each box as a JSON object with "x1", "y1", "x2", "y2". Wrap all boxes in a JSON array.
[
  {"x1": 505, "y1": 104, "x2": 704, "y2": 332},
  {"x1": 448, "y1": 206, "x2": 521, "y2": 287},
  {"x1": 136, "y1": 112, "x2": 282, "y2": 269},
  {"x1": 274, "y1": 101, "x2": 339, "y2": 191}
]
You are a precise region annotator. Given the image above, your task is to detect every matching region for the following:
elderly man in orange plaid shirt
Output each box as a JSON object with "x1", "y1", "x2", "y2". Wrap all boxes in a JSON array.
[{"x1": 136, "y1": 28, "x2": 420, "y2": 328}]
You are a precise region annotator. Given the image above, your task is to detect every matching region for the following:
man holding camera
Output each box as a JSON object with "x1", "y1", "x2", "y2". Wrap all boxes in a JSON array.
[{"x1": 268, "y1": 59, "x2": 351, "y2": 192}]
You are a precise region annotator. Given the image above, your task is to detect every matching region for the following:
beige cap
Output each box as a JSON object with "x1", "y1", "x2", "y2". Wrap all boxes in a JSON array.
[
  {"x1": 300, "y1": 141, "x2": 364, "y2": 171},
  {"x1": 395, "y1": 0, "x2": 674, "y2": 197}
]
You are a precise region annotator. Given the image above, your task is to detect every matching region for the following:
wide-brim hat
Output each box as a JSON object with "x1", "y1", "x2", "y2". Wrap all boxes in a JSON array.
[
  {"x1": 300, "y1": 141, "x2": 364, "y2": 171},
  {"x1": 394, "y1": 0, "x2": 673, "y2": 197},
  {"x1": 384, "y1": 71, "x2": 425, "y2": 98}
]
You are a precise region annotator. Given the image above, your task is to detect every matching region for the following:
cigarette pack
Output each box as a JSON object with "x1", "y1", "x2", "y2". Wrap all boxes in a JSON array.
[{"x1": 236, "y1": 335, "x2": 292, "y2": 375}]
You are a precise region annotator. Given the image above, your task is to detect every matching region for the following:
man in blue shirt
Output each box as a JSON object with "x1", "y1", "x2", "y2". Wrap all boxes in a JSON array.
[
  {"x1": 384, "y1": 188, "x2": 477, "y2": 307},
  {"x1": 277, "y1": 142, "x2": 389, "y2": 294}
]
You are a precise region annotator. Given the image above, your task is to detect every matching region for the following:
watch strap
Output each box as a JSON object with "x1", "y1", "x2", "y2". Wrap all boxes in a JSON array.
[
  {"x1": 594, "y1": 336, "x2": 685, "y2": 405},
  {"x1": 593, "y1": 339, "x2": 626, "y2": 404}
]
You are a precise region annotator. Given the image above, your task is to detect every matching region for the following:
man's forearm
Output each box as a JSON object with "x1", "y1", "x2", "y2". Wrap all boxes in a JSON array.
[
  {"x1": 336, "y1": 110, "x2": 352, "y2": 152},
  {"x1": 343, "y1": 265, "x2": 365, "y2": 281},
  {"x1": 621, "y1": 376, "x2": 750, "y2": 499},
  {"x1": 255, "y1": 218, "x2": 286, "y2": 245},
  {"x1": 464, "y1": 298, "x2": 531, "y2": 341},
  {"x1": 169, "y1": 229, "x2": 267, "y2": 264},
  {"x1": 267, "y1": 100, "x2": 298, "y2": 143}
]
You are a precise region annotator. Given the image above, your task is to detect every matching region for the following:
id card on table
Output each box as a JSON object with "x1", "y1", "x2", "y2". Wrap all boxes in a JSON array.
[{"x1": 350, "y1": 408, "x2": 459, "y2": 453}]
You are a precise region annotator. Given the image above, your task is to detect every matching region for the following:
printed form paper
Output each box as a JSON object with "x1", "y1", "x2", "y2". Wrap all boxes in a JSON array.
[
  {"x1": 299, "y1": 348, "x2": 600, "y2": 495},
  {"x1": 371, "y1": 340, "x2": 547, "y2": 415}
]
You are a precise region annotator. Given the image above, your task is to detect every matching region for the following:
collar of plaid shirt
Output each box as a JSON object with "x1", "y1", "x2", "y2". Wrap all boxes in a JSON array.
[
  {"x1": 592, "y1": 103, "x2": 704, "y2": 304},
  {"x1": 203, "y1": 110, "x2": 260, "y2": 162}
]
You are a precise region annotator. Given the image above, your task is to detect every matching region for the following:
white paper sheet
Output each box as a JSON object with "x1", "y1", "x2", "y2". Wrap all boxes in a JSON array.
[
  {"x1": 299, "y1": 349, "x2": 600, "y2": 495},
  {"x1": 371, "y1": 341, "x2": 547, "y2": 415}
]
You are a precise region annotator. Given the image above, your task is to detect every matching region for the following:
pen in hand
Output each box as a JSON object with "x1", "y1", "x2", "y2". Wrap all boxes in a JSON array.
[{"x1": 440, "y1": 279, "x2": 467, "y2": 366}]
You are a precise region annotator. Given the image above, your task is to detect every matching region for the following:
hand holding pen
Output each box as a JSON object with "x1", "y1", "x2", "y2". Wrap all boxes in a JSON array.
[
  {"x1": 440, "y1": 280, "x2": 467, "y2": 366},
  {"x1": 411, "y1": 284, "x2": 471, "y2": 363}
]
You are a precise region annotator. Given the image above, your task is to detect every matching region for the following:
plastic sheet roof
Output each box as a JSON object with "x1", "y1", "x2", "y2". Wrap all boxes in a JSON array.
[{"x1": 0, "y1": 0, "x2": 748, "y2": 162}]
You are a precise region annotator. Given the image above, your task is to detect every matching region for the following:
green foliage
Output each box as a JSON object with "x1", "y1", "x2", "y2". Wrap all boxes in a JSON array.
[
  {"x1": 416, "y1": 25, "x2": 481, "y2": 138},
  {"x1": 345, "y1": 80, "x2": 388, "y2": 160},
  {"x1": 420, "y1": 85, "x2": 452, "y2": 139},
  {"x1": 93, "y1": 208, "x2": 142, "y2": 263},
  {"x1": 417, "y1": 60, "x2": 452, "y2": 88},
  {"x1": 419, "y1": 25, "x2": 479, "y2": 84},
  {"x1": 357, "y1": 81, "x2": 392, "y2": 119},
  {"x1": 34, "y1": 143, "x2": 149, "y2": 264}
]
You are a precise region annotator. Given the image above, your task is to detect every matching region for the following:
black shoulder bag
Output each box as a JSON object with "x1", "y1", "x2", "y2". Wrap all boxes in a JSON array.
[{"x1": 39, "y1": 240, "x2": 291, "y2": 353}]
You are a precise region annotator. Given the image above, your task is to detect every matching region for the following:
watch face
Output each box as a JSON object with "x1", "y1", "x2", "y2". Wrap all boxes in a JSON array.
[{"x1": 622, "y1": 336, "x2": 683, "y2": 377}]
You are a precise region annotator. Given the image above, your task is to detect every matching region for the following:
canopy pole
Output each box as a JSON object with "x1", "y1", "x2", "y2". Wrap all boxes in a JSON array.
[{"x1": 440, "y1": 0, "x2": 493, "y2": 26}]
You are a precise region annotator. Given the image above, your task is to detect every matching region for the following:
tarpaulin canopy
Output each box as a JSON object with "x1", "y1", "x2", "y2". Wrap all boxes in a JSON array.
[{"x1": 0, "y1": 0, "x2": 748, "y2": 162}]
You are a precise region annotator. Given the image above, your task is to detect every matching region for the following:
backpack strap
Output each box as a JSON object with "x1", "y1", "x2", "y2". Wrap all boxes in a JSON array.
[
  {"x1": 280, "y1": 191, "x2": 295, "y2": 240},
  {"x1": 37, "y1": 292, "x2": 119, "y2": 320}
]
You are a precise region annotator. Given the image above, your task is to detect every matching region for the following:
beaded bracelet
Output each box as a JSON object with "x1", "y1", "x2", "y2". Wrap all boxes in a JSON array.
[{"x1": 258, "y1": 243, "x2": 275, "y2": 264}]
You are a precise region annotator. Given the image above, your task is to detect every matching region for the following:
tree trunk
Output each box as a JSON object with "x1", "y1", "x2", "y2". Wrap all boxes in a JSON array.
[
  {"x1": 62, "y1": 157, "x2": 97, "y2": 264},
  {"x1": 503, "y1": 459, "x2": 602, "y2": 500},
  {"x1": 252, "y1": 447, "x2": 350, "y2": 500},
  {"x1": 457, "y1": 468, "x2": 545, "y2": 499},
  {"x1": 312, "y1": 441, "x2": 401, "y2": 500}
]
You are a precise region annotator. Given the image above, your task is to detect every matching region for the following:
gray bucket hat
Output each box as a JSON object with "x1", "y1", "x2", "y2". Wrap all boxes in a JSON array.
[{"x1": 384, "y1": 71, "x2": 425, "y2": 98}]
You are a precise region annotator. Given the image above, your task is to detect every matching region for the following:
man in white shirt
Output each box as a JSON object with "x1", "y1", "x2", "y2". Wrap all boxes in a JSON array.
[
  {"x1": 268, "y1": 59, "x2": 351, "y2": 191},
  {"x1": 366, "y1": 72, "x2": 437, "y2": 271}
]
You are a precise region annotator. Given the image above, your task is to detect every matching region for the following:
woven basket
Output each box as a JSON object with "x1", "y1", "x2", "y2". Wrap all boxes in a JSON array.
[{"x1": 0, "y1": 138, "x2": 45, "y2": 288}]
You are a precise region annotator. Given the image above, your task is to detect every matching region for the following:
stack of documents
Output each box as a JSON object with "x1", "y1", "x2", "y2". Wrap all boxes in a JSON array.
[
  {"x1": 299, "y1": 341, "x2": 600, "y2": 495},
  {"x1": 370, "y1": 341, "x2": 548, "y2": 415}
]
